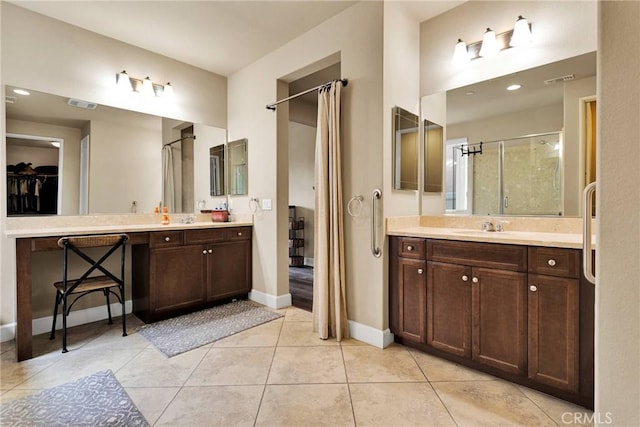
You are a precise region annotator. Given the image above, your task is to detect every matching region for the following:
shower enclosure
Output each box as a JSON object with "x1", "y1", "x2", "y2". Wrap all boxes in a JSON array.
[{"x1": 446, "y1": 131, "x2": 563, "y2": 216}]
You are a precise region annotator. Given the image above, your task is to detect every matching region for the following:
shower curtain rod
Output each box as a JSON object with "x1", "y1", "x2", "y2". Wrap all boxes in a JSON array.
[
  {"x1": 266, "y1": 78, "x2": 348, "y2": 111},
  {"x1": 163, "y1": 134, "x2": 196, "y2": 147}
]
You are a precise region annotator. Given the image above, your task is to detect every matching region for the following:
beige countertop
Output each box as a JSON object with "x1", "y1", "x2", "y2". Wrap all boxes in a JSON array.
[
  {"x1": 387, "y1": 216, "x2": 593, "y2": 249},
  {"x1": 5, "y1": 213, "x2": 253, "y2": 239}
]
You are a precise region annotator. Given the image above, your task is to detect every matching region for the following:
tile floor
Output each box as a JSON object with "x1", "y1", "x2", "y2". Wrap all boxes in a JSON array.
[{"x1": 0, "y1": 306, "x2": 593, "y2": 426}]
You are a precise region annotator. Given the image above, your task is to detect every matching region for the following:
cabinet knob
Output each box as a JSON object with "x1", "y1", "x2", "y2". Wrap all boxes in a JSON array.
[
  {"x1": 407, "y1": 245, "x2": 414, "y2": 251},
  {"x1": 462, "y1": 275, "x2": 469, "y2": 282},
  {"x1": 547, "y1": 259, "x2": 556, "y2": 267},
  {"x1": 238, "y1": 232, "x2": 242, "y2": 236},
  {"x1": 208, "y1": 249, "x2": 213, "y2": 254},
  {"x1": 164, "y1": 236, "x2": 170, "y2": 242},
  {"x1": 472, "y1": 277, "x2": 479, "y2": 283},
  {"x1": 202, "y1": 250, "x2": 207, "y2": 255},
  {"x1": 417, "y1": 268, "x2": 424, "y2": 275},
  {"x1": 530, "y1": 285, "x2": 538, "y2": 292}
]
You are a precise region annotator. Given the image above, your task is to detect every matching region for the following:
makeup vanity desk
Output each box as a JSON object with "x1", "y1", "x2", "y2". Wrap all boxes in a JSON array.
[{"x1": 6, "y1": 215, "x2": 253, "y2": 361}]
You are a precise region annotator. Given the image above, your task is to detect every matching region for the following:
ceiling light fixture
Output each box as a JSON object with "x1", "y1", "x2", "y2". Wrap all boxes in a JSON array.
[
  {"x1": 114, "y1": 71, "x2": 174, "y2": 98},
  {"x1": 453, "y1": 16, "x2": 533, "y2": 64}
]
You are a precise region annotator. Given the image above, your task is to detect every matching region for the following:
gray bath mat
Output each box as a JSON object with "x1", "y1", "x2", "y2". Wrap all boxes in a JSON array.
[
  {"x1": 136, "y1": 300, "x2": 283, "y2": 357},
  {"x1": 0, "y1": 370, "x2": 148, "y2": 426}
]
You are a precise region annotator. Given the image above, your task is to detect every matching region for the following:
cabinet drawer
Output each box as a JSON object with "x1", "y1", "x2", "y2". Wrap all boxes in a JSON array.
[
  {"x1": 528, "y1": 247, "x2": 580, "y2": 278},
  {"x1": 184, "y1": 228, "x2": 226, "y2": 244},
  {"x1": 398, "y1": 237, "x2": 426, "y2": 259},
  {"x1": 149, "y1": 230, "x2": 183, "y2": 248},
  {"x1": 227, "y1": 227, "x2": 252, "y2": 241},
  {"x1": 427, "y1": 240, "x2": 526, "y2": 272}
]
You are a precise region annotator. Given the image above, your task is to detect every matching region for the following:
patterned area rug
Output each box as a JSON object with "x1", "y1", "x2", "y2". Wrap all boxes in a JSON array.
[
  {"x1": 0, "y1": 370, "x2": 148, "y2": 427},
  {"x1": 136, "y1": 300, "x2": 283, "y2": 357}
]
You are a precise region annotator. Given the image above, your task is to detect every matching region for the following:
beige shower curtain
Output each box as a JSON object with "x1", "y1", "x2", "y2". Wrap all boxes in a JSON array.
[{"x1": 313, "y1": 81, "x2": 349, "y2": 341}]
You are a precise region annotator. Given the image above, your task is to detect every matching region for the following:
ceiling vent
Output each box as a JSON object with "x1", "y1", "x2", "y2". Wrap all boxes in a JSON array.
[
  {"x1": 544, "y1": 74, "x2": 575, "y2": 85},
  {"x1": 5, "y1": 96, "x2": 17, "y2": 104},
  {"x1": 67, "y1": 98, "x2": 97, "y2": 109}
]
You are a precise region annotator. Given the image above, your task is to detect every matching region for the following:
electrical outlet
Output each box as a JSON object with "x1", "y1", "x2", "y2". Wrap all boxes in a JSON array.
[{"x1": 262, "y1": 199, "x2": 272, "y2": 211}]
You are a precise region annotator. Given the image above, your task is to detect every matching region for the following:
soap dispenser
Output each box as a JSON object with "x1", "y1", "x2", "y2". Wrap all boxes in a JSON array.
[{"x1": 161, "y1": 206, "x2": 170, "y2": 225}]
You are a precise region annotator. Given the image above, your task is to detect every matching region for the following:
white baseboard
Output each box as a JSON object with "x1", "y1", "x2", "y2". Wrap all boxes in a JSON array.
[
  {"x1": 348, "y1": 320, "x2": 394, "y2": 349},
  {"x1": 1, "y1": 323, "x2": 16, "y2": 343},
  {"x1": 249, "y1": 290, "x2": 292, "y2": 309},
  {"x1": 0, "y1": 300, "x2": 132, "y2": 342}
]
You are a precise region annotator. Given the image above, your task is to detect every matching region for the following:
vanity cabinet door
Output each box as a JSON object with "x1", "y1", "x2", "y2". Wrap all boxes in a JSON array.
[
  {"x1": 427, "y1": 261, "x2": 472, "y2": 357},
  {"x1": 472, "y1": 268, "x2": 527, "y2": 375},
  {"x1": 397, "y1": 258, "x2": 427, "y2": 344},
  {"x1": 149, "y1": 245, "x2": 207, "y2": 314},
  {"x1": 206, "y1": 239, "x2": 252, "y2": 301},
  {"x1": 528, "y1": 274, "x2": 579, "y2": 392}
]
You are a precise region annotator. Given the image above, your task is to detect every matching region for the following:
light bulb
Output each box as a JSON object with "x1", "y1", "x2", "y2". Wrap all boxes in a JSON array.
[
  {"x1": 479, "y1": 28, "x2": 499, "y2": 57},
  {"x1": 510, "y1": 16, "x2": 532, "y2": 47},
  {"x1": 452, "y1": 39, "x2": 469, "y2": 65},
  {"x1": 162, "y1": 82, "x2": 174, "y2": 98},
  {"x1": 141, "y1": 77, "x2": 155, "y2": 97},
  {"x1": 116, "y1": 70, "x2": 132, "y2": 92}
]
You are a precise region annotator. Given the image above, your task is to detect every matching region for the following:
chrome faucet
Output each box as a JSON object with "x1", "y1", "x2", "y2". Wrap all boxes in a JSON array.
[{"x1": 481, "y1": 221, "x2": 496, "y2": 232}]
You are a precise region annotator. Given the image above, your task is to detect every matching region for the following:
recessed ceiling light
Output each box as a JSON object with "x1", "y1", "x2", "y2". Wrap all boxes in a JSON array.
[
  {"x1": 506, "y1": 84, "x2": 522, "y2": 91},
  {"x1": 13, "y1": 88, "x2": 30, "y2": 96}
]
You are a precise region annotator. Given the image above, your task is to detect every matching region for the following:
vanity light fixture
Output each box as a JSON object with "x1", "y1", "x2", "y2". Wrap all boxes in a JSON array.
[
  {"x1": 114, "y1": 70, "x2": 174, "y2": 97},
  {"x1": 50, "y1": 141, "x2": 61, "y2": 148},
  {"x1": 13, "y1": 88, "x2": 30, "y2": 96},
  {"x1": 453, "y1": 16, "x2": 533, "y2": 63},
  {"x1": 479, "y1": 28, "x2": 499, "y2": 57},
  {"x1": 506, "y1": 84, "x2": 522, "y2": 91}
]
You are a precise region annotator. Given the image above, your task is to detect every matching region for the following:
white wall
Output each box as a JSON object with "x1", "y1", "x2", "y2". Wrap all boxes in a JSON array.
[
  {"x1": 0, "y1": 3, "x2": 227, "y2": 335},
  {"x1": 228, "y1": 1, "x2": 386, "y2": 334},
  {"x1": 596, "y1": 1, "x2": 640, "y2": 424}
]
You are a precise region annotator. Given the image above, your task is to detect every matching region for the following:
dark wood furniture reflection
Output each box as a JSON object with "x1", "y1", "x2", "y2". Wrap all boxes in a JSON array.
[
  {"x1": 389, "y1": 236, "x2": 594, "y2": 409},
  {"x1": 15, "y1": 226, "x2": 252, "y2": 361}
]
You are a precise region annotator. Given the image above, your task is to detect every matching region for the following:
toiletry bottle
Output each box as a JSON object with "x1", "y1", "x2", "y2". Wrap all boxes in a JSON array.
[
  {"x1": 161, "y1": 206, "x2": 170, "y2": 225},
  {"x1": 154, "y1": 206, "x2": 160, "y2": 215}
]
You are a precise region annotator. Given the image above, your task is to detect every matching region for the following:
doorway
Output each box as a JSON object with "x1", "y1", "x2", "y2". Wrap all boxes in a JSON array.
[{"x1": 286, "y1": 62, "x2": 341, "y2": 311}]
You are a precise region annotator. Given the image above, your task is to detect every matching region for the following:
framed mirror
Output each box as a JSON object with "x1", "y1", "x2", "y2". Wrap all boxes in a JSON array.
[
  {"x1": 227, "y1": 138, "x2": 248, "y2": 196},
  {"x1": 423, "y1": 119, "x2": 443, "y2": 193},
  {"x1": 428, "y1": 51, "x2": 596, "y2": 216},
  {"x1": 392, "y1": 106, "x2": 419, "y2": 191}
]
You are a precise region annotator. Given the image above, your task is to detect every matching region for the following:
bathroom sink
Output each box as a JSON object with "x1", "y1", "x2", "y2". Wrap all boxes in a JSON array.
[{"x1": 450, "y1": 230, "x2": 517, "y2": 236}]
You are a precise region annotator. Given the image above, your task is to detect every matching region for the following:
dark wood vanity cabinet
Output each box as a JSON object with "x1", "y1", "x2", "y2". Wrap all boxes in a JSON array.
[
  {"x1": 389, "y1": 236, "x2": 594, "y2": 408},
  {"x1": 133, "y1": 226, "x2": 252, "y2": 322},
  {"x1": 527, "y1": 247, "x2": 581, "y2": 392}
]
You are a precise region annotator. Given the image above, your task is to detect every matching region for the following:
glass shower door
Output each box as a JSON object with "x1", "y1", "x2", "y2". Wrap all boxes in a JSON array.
[{"x1": 502, "y1": 132, "x2": 563, "y2": 216}]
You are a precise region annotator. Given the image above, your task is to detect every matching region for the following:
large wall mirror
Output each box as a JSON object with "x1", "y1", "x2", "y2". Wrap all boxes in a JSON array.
[
  {"x1": 5, "y1": 85, "x2": 227, "y2": 216},
  {"x1": 428, "y1": 51, "x2": 596, "y2": 216}
]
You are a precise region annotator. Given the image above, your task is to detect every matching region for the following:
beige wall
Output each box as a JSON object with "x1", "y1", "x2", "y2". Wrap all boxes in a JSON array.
[
  {"x1": 228, "y1": 1, "x2": 386, "y2": 334},
  {"x1": 0, "y1": 3, "x2": 227, "y2": 337},
  {"x1": 88, "y1": 119, "x2": 162, "y2": 214},
  {"x1": 596, "y1": 1, "x2": 640, "y2": 424}
]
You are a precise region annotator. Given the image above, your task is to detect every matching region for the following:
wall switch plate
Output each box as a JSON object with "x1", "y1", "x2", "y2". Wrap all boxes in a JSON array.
[{"x1": 262, "y1": 199, "x2": 273, "y2": 210}]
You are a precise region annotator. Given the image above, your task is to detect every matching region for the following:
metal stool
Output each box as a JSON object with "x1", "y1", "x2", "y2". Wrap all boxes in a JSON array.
[{"x1": 49, "y1": 233, "x2": 129, "y2": 353}]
